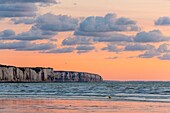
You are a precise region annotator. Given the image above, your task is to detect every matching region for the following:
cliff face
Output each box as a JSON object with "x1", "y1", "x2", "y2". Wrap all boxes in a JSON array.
[
  {"x1": 0, "y1": 65, "x2": 54, "y2": 82},
  {"x1": 54, "y1": 71, "x2": 103, "y2": 82},
  {"x1": 0, "y1": 64, "x2": 103, "y2": 82}
]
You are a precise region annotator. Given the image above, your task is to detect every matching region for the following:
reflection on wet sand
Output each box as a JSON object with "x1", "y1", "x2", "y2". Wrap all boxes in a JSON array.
[{"x1": 0, "y1": 99, "x2": 170, "y2": 113}]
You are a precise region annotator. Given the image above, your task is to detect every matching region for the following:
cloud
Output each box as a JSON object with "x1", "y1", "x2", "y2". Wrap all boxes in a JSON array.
[
  {"x1": 134, "y1": 30, "x2": 170, "y2": 42},
  {"x1": 76, "y1": 29, "x2": 170, "y2": 43},
  {"x1": 158, "y1": 54, "x2": 170, "y2": 60},
  {"x1": 0, "y1": 29, "x2": 15, "y2": 38},
  {"x1": 14, "y1": 27, "x2": 57, "y2": 41},
  {"x1": 102, "y1": 44, "x2": 122, "y2": 52},
  {"x1": 136, "y1": 43, "x2": 170, "y2": 59},
  {"x1": 74, "y1": 30, "x2": 116, "y2": 37},
  {"x1": 11, "y1": 17, "x2": 35, "y2": 24},
  {"x1": 94, "y1": 33, "x2": 132, "y2": 42},
  {"x1": 138, "y1": 50, "x2": 160, "y2": 58},
  {"x1": 17, "y1": 42, "x2": 56, "y2": 51},
  {"x1": 0, "y1": 27, "x2": 57, "y2": 41},
  {"x1": 0, "y1": 4, "x2": 36, "y2": 11},
  {"x1": 0, "y1": 3, "x2": 37, "y2": 17},
  {"x1": 76, "y1": 45, "x2": 95, "y2": 53},
  {"x1": 0, "y1": 0, "x2": 58, "y2": 4},
  {"x1": 157, "y1": 43, "x2": 170, "y2": 53},
  {"x1": 11, "y1": 13, "x2": 79, "y2": 32},
  {"x1": 7, "y1": 13, "x2": 79, "y2": 41},
  {"x1": 45, "y1": 47, "x2": 75, "y2": 53},
  {"x1": 124, "y1": 44, "x2": 154, "y2": 51},
  {"x1": 0, "y1": 41, "x2": 56, "y2": 51},
  {"x1": 75, "y1": 13, "x2": 140, "y2": 35},
  {"x1": 155, "y1": 17, "x2": 170, "y2": 26},
  {"x1": 0, "y1": 41, "x2": 28, "y2": 49},
  {"x1": 34, "y1": 13, "x2": 79, "y2": 32},
  {"x1": 106, "y1": 56, "x2": 118, "y2": 60},
  {"x1": 62, "y1": 36, "x2": 93, "y2": 46},
  {"x1": 0, "y1": 0, "x2": 59, "y2": 18},
  {"x1": 0, "y1": 12, "x2": 81, "y2": 41},
  {"x1": 74, "y1": 32, "x2": 133, "y2": 44}
]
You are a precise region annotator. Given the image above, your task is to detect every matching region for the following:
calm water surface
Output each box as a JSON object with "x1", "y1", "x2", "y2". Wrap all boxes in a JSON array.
[{"x1": 0, "y1": 81, "x2": 170, "y2": 102}]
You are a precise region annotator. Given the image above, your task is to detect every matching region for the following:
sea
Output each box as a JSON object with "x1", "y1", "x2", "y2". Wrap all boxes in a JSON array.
[{"x1": 0, "y1": 81, "x2": 170, "y2": 102}]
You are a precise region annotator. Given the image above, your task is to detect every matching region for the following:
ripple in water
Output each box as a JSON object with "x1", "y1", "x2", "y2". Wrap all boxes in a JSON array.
[{"x1": 0, "y1": 81, "x2": 170, "y2": 102}]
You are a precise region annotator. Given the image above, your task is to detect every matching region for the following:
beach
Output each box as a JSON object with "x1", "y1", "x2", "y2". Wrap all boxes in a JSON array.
[
  {"x1": 0, "y1": 98, "x2": 170, "y2": 113},
  {"x1": 0, "y1": 82, "x2": 170, "y2": 113}
]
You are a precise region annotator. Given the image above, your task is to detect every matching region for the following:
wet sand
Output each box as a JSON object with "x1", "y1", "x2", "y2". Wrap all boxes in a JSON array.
[{"x1": 0, "y1": 99, "x2": 170, "y2": 113}]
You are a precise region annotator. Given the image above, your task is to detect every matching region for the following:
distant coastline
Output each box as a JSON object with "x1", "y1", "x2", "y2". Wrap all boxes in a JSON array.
[{"x1": 0, "y1": 64, "x2": 103, "y2": 83}]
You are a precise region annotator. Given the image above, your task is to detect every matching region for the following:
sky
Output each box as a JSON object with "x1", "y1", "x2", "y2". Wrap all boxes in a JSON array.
[{"x1": 1, "y1": 0, "x2": 170, "y2": 80}]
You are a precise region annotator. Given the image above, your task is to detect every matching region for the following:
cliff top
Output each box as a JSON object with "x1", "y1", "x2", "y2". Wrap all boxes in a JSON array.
[
  {"x1": 0, "y1": 64, "x2": 101, "y2": 77},
  {"x1": 0, "y1": 64, "x2": 53, "y2": 69},
  {"x1": 54, "y1": 70, "x2": 100, "y2": 76}
]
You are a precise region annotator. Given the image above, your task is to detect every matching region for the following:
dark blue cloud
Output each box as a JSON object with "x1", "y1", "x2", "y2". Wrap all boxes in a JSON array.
[
  {"x1": 45, "y1": 47, "x2": 75, "y2": 53},
  {"x1": 124, "y1": 44, "x2": 154, "y2": 51},
  {"x1": 75, "y1": 13, "x2": 140, "y2": 35},
  {"x1": 157, "y1": 44, "x2": 170, "y2": 53},
  {"x1": 76, "y1": 45, "x2": 95, "y2": 53},
  {"x1": 11, "y1": 17, "x2": 35, "y2": 24},
  {"x1": 0, "y1": 29, "x2": 15, "y2": 37},
  {"x1": 94, "y1": 33, "x2": 132, "y2": 42},
  {"x1": 0, "y1": 41, "x2": 56, "y2": 51},
  {"x1": 0, "y1": 0, "x2": 58, "y2": 18},
  {"x1": 35, "y1": 13, "x2": 79, "y2": 32},
  {"x1": 0, "y1": 4, "x2": 37, "y2": 17},
  {"x1": 74, "y1": 30, "x2": 116, "y2": 37},
  {"x1": 158, "y1": 54, "x2": 170, "y2": 60},
  {"x1": 14, "y1": 27, "x2": 57, "y2": 41},
  {"x1": 62, "y1": 36, "x2": 93, "y2": 46},
  {"x1": 155, "y1": 17, "x2": 170, "y2": 26},
  {"x1": 76, "y1": 45, "x2": 95, "y2": 50},
  {"x1": 0, "y1": 27, "x2": 57, "y2": 41},
  {"x1": 134, "y1": 30, "x2": 170, "y2": 42},
  {"x1": 138, "y1": 50, "x2": 160, "y2": 58},
  {"x1": 106, "y1": 56, "x2": 118, "y2": 60},
  {"x1": 101, "y1": 44, "x2": 122, "y2": 52},
  {"x1": 0, "y1": 0, "x2": 58, "y2": 4}
]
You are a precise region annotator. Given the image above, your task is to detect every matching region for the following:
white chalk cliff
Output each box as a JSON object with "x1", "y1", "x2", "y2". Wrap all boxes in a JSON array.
[{"x1": 0, "y1": 64, "x2": 103, "y2": 82}]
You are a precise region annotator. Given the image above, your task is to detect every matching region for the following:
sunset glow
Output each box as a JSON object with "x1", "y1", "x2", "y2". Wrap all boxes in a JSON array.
[{"x1": 1, "y1": 0, "x2": 170, "y2": 80}]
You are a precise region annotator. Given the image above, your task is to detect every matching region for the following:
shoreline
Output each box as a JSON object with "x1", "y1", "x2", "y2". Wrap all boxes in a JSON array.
[
  {"x1": 0, "y1": 96, "x2": 170, "y2": 103},
  {"x1": 0, "y1": 98, "x2": 170, "y2": 113},
  {"x1": 0, "y1": 81, "x2": 103, "y2": 83}
]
